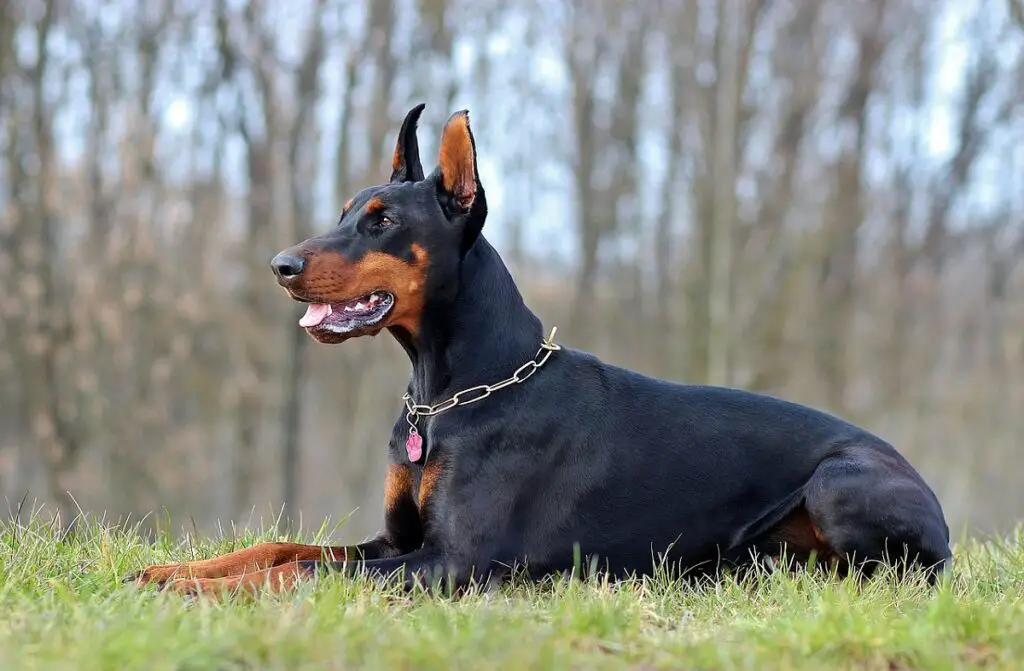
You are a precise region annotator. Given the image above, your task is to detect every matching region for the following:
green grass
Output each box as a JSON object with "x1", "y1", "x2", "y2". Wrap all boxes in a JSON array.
[{"x1": 1, "y1": 511, "x2": 1022, "y2": 671}]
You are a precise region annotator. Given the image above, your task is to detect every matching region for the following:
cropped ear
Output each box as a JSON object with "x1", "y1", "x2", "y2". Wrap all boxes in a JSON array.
[
  {"x1": 390, "y1": 103, "x2": 426, "y2": 183},
  {"x1": 435, "y1": 110, "x2": 481, "y2": 215}
]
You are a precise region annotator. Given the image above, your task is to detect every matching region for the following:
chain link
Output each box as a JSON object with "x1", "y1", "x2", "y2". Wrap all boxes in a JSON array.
[{"x1": 402, "y1": 327, "x2": 561, "y2": 431}]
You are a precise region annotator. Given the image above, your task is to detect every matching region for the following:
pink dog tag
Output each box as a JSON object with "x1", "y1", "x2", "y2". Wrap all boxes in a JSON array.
[{"x1": 406, "y1": 430, "x2": 423, "y2": 461}]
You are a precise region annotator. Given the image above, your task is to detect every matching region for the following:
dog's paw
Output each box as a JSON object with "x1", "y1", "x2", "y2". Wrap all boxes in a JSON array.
[
  {"x1": 122, "y1": 564, "x2": 187, "y2": 589},
  {"x1": 163, "y1": 577, "x2": 229, "y2": 599},
  {"x1": 121, "y1": 570, "x2": 144, "y2": 586}
]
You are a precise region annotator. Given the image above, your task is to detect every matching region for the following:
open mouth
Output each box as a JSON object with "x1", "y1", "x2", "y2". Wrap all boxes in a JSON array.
[{"x1": 296, "y1": 291, "x2": 395, "y2": 334}]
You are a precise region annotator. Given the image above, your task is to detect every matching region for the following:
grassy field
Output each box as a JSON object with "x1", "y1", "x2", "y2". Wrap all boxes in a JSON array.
[{"x1": 1, "y1": 512, "x2": 1022, "y2": 671}]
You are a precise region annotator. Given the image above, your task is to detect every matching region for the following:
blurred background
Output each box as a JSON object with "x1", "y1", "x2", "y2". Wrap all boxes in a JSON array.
[{"x1": 1, "y1": 0, "x2": 1022, "y2": 542}]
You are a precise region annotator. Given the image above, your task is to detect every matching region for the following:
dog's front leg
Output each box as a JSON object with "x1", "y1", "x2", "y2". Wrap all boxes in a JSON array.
[
  {"x1": 127, "y1": 463, "x2": 424, "y2": 590},
  {"x1": 125, "y1": 537, "x2": 399, "y2": 588},
  {"x1": 162, "y1": 547, "x2": 466, "y2": 599},
  {"x1": 316, "y1": 547, "x2": 491, "y2": 594}
]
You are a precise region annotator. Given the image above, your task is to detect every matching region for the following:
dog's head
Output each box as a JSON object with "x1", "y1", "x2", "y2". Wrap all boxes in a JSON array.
[{"x1": 271, "y1": 104, "x2": 486, "y2": 344}]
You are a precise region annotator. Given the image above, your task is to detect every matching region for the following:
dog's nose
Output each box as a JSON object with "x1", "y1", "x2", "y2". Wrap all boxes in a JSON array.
[{"x1": 271, "y1": 253, "x2": 305, "y2": 281}]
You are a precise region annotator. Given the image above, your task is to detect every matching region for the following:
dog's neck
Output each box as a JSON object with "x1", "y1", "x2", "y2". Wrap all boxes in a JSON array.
[{"x1": 393, "y1": 235, "x2": 545, "y2": 406}]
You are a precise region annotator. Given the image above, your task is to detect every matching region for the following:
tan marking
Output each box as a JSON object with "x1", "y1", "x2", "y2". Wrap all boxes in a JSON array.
[
  {"x1": 765, "y1": 507, "x2": 837, "y2": 565},
  {"x1": 131, "y1": 542, "x2": 348, "y2": 584},
  {"x1": 295, "y1": 243, "x2": 429, "y2": 340},
  {"x1": 437, "y1": 112, "x2": 476, "y2": 211},
  {"x1": 342, "y1": 197, "x2": 354, "y2": 213},
  {"x1": 384, "y1": 463, "x2": 414, "y2": 513},
  {"x1": 164, "y1": 561, "x2": 311, "y2": 601},
  {"x1": 392, "y1": 143, "x2": 402, "y2": 173},
  {"x1": 365, "y1": 197, "x2": 385, "y2": 215},
  {"x1": 418, "y1": 459, "x2": 443, "y2": 509}
]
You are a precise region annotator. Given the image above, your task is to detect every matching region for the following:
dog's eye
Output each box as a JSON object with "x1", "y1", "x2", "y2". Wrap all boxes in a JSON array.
[{"x1": 379, "y1": 216, "x2": 394, "y2": 228}]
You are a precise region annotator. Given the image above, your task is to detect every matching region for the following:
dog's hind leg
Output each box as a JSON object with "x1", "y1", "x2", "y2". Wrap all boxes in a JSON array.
[{"x1": 802, "y1": 447, "x2": 952, "y2": 583}]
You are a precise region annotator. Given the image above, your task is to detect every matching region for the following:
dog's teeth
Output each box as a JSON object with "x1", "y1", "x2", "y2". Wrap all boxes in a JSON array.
[
  {"x1": 344, "y1": 305, "x2": 353, "y2": 312},
  {"x1": 354, "y1": 302, "x2": 366, "y2": 311},
  {"x1": 326, "y1": 305, "x2": 333, "y2": 316}
]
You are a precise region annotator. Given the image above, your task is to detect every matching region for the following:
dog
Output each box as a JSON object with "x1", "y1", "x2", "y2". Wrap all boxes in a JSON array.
[{"x1": 126, "y1": 104, "x2": 952, "y2": 597}]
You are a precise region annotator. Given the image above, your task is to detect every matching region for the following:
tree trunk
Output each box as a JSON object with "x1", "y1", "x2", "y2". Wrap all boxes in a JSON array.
[
  {"x1": 706, "y1": 0, "x2": 742, "y2": 387},
  {"x1": 814, "y1": 4, "x2": 885, "y2": 413},
  {"x1": 278, "y1": 3, "x2": 326, "y2": 533},
  {"x1": 28, "y1": 0, "x2": 80, "y2": 530}
]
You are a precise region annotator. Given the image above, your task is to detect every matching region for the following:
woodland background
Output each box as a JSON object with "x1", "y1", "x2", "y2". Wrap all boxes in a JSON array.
[{"x1": 1, "y1": 0, "x2": 1022, "y2": 542}]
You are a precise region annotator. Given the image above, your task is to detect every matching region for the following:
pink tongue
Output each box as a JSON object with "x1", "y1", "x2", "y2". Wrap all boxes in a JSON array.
[{"x1": 299, "y1": 303, "x2": 331, "y2": 327}]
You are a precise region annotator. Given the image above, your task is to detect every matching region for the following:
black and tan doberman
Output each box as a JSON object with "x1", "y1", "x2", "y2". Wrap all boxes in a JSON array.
[{"x1": 126, "y1": 104, "x2": 952, "y2": 597}]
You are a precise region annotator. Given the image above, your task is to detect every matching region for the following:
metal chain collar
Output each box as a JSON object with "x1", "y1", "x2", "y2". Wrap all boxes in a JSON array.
[{"x1": 402, "y1": 327, "x2": 561, "y2": 436}]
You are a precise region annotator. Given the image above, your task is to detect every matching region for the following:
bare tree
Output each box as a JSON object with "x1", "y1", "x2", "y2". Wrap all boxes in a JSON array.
[
  {"x1": 279, "y1": 0, "x2": 328, "y2": 532},
  {"x1": 566, "y1": 0, "x2": 646, "y2": 350},
  {"x1": 19, "y1": 0, "x2": 84, "y2": 529},
  {"x1": 813, "y1": 0, "x2": 888, "y2": 414}
]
